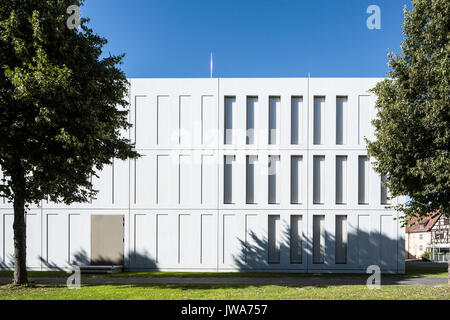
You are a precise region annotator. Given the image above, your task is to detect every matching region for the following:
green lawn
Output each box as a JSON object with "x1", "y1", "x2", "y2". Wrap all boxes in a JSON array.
[
  {"x1": 0, "y1": 283, "x2": 448, "y2": 300},
  {"x1": 0, "y1": 263, "x2": 447, "y2": 279}
]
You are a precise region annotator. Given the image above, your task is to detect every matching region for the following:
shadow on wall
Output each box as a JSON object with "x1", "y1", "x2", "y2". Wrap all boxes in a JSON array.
[
  {"x1": 233, "y1": 219, "x2": 402, "y2": 273},
  {"x1": 0, "y1": 250, "x2": 159, "y2": 271}
]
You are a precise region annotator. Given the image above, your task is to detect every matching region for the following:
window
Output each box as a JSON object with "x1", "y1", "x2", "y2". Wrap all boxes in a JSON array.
[
  {"x1": 336, "y1": 96, "x2": 348, "y2": 145},
  {"x1": 313, "y1": 156, "x2": 325, "y2": 204},
  {"x1": 313, "y1": 215, "x2": 325, "y2": 264},
  {"x1": 419, "y1": 224, "x2": 425, "y2": 230},
  {"x1": 246, "y1": 156, "x2": 257, "y2": 204},
  {"x1": 290, "y1": 216, "x2": 302, "y2": 264},
  {"x1": 291, "y1": 96, "x2": 302, "y2": 145},
  {"x1": 268, "y1": 215, "x2": 281, "y2": 264},
  {"x1": 358, "y1": 156, "x2": 369, "y2": 204},
  {"x1": 268, "y1": 156, "x2": 280, "y2": 204},
  {"x1": 419, "y1": 234, "x2": 423, "y2": 240},
  {"x1": 223, "y1": 155, "x2": 235, "y2": 204},
  {"x1": 419, "y1": 245, "x2": 423, "y2": 251},
  {"x1": 246, "y1": 97, "x2": 257, "y2": 145},
  {"x1": 224, "y1": 96, "x2": 235, "y2": 145},
  {"x1": 380, "y1": 175, "x2": 390, "y2": 205},
  {"x1": 335, "y1": 156, "x2": 347, "y2": 204},
  {"x1": 335, "y1": 215, "x2": 348, "y2": 264},
  {"x1": 313, "y1": 97, "x2": 325, "y2": 145},
  {"x1": 269, "y1": 97, "x2": 281, "y2": 145},
  {"x1": 290, "y1": 156, "x2": 303, "y2": 204}
]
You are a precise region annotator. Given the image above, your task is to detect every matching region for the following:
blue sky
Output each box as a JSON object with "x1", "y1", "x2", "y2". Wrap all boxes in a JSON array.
[{"x1": 83, "y1": 0, "x2": 411, "y2": 78}]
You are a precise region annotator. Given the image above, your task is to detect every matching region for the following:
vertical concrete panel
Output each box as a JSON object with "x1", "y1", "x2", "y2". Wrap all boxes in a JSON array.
[
  {"x1": 135, "y1": 155, "x2": 156, "y2": 206},
  {"x1": 135, "y1": 96, "x2": 156, "y2": 148},
  {"x1": 47, "y1": 214, "x2": 68, "y2": 267},
  {"x1": 201, "y1": 214, "x2": 216, "y2": 266},
  {"x1": 157, "y1": 96, "x2": 173, "y2": 145},
  {"x1": 157, "y1": 155, "x2": 171, "y2": 205},
  {"x1": 178, "y1": 214, "x2": 195, "y2": 265},
  {"x1": 380, "y1": 215, "x2": 396, "y2": 269},
  {"x1": 69, "y1": 214, "x2": 90, "y2": 265},
  {"x1": 202, "y1": 95, "x2": 217, "y2": 146},
  {"x1": 3, "y1": 214, "x2": 14, "y2": 267},
  {"x1": 358, "y1": 215, "x2": 371, "y2": 266},
  {"x1": 201, "y1": 155, "x2": 217, "y2": 205}
]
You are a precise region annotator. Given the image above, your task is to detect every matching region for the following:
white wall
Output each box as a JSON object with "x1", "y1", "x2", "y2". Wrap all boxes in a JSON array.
[{"x1": 0, "y1": 78, "x2": 405, "y2": 273}]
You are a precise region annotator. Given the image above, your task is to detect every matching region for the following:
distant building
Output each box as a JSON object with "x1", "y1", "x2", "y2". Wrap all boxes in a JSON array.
[{"x1": 406, "y1": 212, "x2": 450, "y2": 260}]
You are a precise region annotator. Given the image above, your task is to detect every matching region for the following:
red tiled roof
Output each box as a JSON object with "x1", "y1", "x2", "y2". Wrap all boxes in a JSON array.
[{"x1": 406, "y1": 212, "x2": 442, "y2": 233}]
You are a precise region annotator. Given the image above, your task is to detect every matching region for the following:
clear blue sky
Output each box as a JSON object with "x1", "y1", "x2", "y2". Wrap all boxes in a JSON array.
[{"x1": 83, "y1": 0, "x2": 411, "y2": 78}]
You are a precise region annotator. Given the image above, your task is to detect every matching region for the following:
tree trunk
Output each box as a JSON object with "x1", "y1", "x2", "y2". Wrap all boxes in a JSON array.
[{"x1": 12, "y1": 166, "x2": 28, "y2": 285}]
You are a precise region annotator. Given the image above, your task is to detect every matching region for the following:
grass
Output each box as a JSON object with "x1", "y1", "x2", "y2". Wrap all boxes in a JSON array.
[
  {"x1": 0, "y1": 262, "x2": 447, "y2": 279},
  {"x1": 0, "y1": 283, "x2": 448, "y2": 300}
]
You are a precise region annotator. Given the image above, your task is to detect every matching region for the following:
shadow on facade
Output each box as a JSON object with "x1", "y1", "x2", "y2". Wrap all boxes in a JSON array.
[{"x1": 232, "y1": 221, "x2": 403, "y2": 274}]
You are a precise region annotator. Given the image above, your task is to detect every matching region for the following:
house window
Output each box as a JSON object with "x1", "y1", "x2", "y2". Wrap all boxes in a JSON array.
[
  {"x1": 419, "y1": 234, "x2": 423, "y2": 240},
  {"x1": 419, "y1": 245, "x2": 423, "y2": 251},
  {"x1": 419, "y1": 224, "x2": 425, "y2": 230}
]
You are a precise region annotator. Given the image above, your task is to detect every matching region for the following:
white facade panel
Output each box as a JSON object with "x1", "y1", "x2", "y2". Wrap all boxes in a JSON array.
[{"x1": 0, "y1": 78, "x2": 405, "y2": 273}]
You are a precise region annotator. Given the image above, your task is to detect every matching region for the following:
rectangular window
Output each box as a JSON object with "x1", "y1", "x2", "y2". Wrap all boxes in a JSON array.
[
  {"x1": 313, "y1": 96, "x2": 325, "y2": 145},
  {"x1": 381, "y1": 175, "x2": 390, "y2": 205},
  {"x1": 268, "y1": 155, "x2": 280, "y2": 204},
  {"x1": 291, "y1": 96, "x2": 302, "y2": 145},
  {"x1": 419, "y1": 234, "x2": 423, "y2": 240},
  {"x1": 358, "y1": 156, "x2": 369, "y2": 204},
  {"x1": 246, "y1": 156, "x2": 257, "y2": 204},
  {"x1": 290, "y1": 215, "x2": 303, "y2": 264},
  {"x1": 313, "y1": 156, "x2": 325, "y2": 204},
  {"x1": 335, "y1": 156, "x2": 347, "y2": 204},
  {"x1": 269, "y1": 97, "x2": 281, "y2": 145},
  {"x1": 246, "y1": 97, "x2": 257, "y2": 145},
  {"x1": 291, "y1": 156, "x2": 303, "y2": 204},
  {"x1": 335, "y1": 215, "x2": 348, "y2": 264},
  {"x1": 224, "y1": 96, "x2": 235, "y2": 145},
  {"x1": 313, "y1": 215, "x2": 325, "y2": 264},
  {"x1": 336, "y1": 96, "x2": 348, "y2": 145},
  {"x1": 268, "y1": 215, "x2": 281, "y2": 264},
  {"x1": 224, "y1": 155, "x2": 235, "y2": 204}
]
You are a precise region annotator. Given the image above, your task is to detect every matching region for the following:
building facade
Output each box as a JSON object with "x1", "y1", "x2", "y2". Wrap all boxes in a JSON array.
[
  {"x1": 0, "y1": 78, "x2": 406, "y2": 273},
  {"x1": 406, "y1": 213, "x2": 450, "y2": 261}
]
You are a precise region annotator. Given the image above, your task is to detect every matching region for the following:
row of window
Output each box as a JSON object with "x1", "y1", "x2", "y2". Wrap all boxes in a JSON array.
[
  {"x1": 224, "y1": 95, "x2": 370, "y2": 146},
  {"x1": 268, "y1": 215, "x2": 348, "y2": 265},
  {"x1": 224, "y1": 155, "x2": 390, "y2": 205}
]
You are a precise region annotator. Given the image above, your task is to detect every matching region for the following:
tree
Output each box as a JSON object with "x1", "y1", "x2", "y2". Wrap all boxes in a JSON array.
[
  {"x1": 0, "y1": 0, "x2": 138, "y2": 284},
  {"x1": 367, "y1": 0, "x2": 449, "y2": 225}
]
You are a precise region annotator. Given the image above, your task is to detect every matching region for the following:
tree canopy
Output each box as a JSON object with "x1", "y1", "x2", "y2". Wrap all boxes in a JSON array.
[
  {"x1": 367, "y1": 0, "x2": 449, "y2": 224},
  {"x1": 0, "y1": 0, "x2": 138, "y2": 284}
]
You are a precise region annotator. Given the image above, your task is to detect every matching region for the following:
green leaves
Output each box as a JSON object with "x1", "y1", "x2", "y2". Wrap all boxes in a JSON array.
[
  {"x1": 0, "y1": 0, "x2": 139, "y2": 206},
  {"x1": 367, "y1": 0, "x2": 450, "y2": 224}
]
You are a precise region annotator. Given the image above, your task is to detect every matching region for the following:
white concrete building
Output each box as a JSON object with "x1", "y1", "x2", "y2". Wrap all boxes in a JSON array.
[{"x1": 0, "y1": 78, "x2": 406, "y2": 273}]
